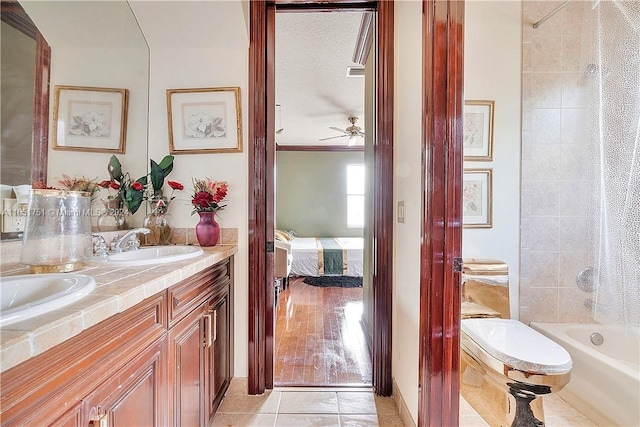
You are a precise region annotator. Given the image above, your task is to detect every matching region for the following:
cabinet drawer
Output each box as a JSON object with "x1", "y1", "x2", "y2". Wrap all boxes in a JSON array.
[
  {"x1": 168, "y1": 259, "x2": 230, "y2": 327},
  {"x1": 0, "y1": 293, "x2": 166, "y2": 426}
]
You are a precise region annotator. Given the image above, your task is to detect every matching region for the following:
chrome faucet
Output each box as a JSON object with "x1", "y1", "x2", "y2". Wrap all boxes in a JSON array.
[
  {"x1": 110, "y1": 228, "x2": 151, "y2": 253},
  {"x1": 92, "y1": 234, "x2": 109, "y2": 257}
]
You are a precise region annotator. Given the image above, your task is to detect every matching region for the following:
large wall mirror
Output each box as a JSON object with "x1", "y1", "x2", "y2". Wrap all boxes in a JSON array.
[{"x1": 1, "y1": 0, "x2": 149, "y2": 240}]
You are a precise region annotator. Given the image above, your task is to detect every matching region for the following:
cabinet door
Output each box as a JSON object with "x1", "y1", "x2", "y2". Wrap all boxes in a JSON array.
[
  {"x1": 169, "y1": 303, "x2": 206, "y2": 427},
  {"x1": 48, "y1": 401, "x2": 86, "y2": 427},
  {"x1": 206, "y1": 291, "x2": 231, "y2": 421},
  {"x1": 83, "y1": 338, "x2": 167, "y2": 427}
]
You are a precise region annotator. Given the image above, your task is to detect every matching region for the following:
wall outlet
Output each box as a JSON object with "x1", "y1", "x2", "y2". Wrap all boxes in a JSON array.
[
  {"x1": 397, "y1": 200, "x2": 405, "y2": 223},
  {"x1": 2, "y1": 198, "x2": 26, "y2": 233}
]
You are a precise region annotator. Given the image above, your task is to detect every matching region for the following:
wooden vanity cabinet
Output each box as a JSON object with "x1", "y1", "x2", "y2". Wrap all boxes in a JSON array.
[
  {"x1": 0, "y1": 256, "x2": 234, "y2": 426},
  {"x1": 168, "y1": 257, "x2": 234, "y2": 426}
]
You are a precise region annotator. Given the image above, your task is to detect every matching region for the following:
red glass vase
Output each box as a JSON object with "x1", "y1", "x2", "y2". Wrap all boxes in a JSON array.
[{"x1": 195, "y1": 211, "x2": 219, "y2": 247}]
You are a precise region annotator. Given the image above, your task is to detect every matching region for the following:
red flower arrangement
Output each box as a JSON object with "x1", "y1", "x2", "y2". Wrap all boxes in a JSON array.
[{"x1": 191, "y1": 178, "x2": 228, "y2": 215}]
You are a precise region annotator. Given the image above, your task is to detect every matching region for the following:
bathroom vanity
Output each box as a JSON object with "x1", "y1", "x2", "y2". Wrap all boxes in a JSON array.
[{"x1": 0, "y1": 245, "x2": 235, "y2": 426}]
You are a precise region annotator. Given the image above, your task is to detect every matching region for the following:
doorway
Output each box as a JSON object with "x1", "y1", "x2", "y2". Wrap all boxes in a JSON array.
[
  {"x1": 248, "y1": 0, "x2": 394, "y2": 396},
  {"x1": 273, "y1": 10, "x2": 372, "y2": 387}
]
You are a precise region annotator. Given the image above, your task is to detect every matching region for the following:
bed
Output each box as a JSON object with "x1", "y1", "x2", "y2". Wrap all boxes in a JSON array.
[{"x1": 288, "y1": 237, "x2": 364, "y2": 277}]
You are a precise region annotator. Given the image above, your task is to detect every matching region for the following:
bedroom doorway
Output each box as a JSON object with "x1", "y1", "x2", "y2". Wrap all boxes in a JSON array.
[
  {"x1": 248, "y1": 0, "x2": 393, "y2": 396},
  {"x1": 272, "y1": 10, "x2": 373, "y2": 387}
]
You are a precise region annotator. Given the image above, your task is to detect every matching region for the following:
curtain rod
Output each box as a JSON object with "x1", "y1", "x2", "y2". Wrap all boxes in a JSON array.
[{"x1": 533, "y1": 0, "x2": 571, "y2": 29}]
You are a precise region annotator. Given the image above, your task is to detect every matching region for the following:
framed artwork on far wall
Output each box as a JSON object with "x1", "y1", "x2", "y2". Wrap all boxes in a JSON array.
[
  {"x1": 52, "y1": 85, "x2": 128, "y2": 153},
  {"x1": 463, "y1": 100, "x2": 494, "y2": 161},
  {"x1": 167, "y1": 86, "x2": 243, "y2": 154},
  {"x1": 463, "y1": 168, "x2": 492, "y2": 228}
]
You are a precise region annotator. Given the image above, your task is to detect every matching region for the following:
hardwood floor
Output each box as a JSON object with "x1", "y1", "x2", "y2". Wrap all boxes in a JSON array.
[{"x1": 274, "y1": 277, "x2": 372, "y2": 386}]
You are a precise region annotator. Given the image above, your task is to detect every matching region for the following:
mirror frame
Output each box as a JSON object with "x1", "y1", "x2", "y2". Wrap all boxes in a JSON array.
[{"x1": 1, "y1": 0, "x2": 51, "y2": 185}]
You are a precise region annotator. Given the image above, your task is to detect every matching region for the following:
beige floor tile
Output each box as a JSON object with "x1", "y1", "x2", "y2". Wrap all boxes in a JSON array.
[
  {"x1": 275, "y1": 414, "x2": 340, "y2": 426},
  {"x1": 373, "y1": 395, "x2": 399, "y2": 417},
  {"x1": 278, "y1": 391, "x2": 339, "y2": 414},
  {"x1": 210, "y1": 412, "x2": 277, "y2": 427},
  {"x1": 337, "y1": 392, "x2": 377, "y2": 414},
  {"x1": 376, "y1": 414, "x2": 405, "y2": 426},
  {"x1": 339, "y1": 414, "x2": 379, "y2": 426},
  {"x1": 218, "y1": 390, "x2": 282, "y2": 414},
  {"x1": 546, "y1": 414, "x2": 598, "y2": 427},
  {"x1": 459, "y1": 414, "x2": 490, "y2": 427}
]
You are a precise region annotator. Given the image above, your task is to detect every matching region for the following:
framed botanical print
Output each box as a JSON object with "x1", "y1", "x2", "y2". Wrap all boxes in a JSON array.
[
  {"x1": 463, "y1": 168, "x2": 492, "y2": 228},
  {"x1": 463, "y1": 100, "x2": 494, "y2": 161}
]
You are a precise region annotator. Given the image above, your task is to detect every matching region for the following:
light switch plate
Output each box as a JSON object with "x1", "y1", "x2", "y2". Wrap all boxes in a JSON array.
[{"x1": 397, "y1": 200, "x2": 405, "y2": 223}]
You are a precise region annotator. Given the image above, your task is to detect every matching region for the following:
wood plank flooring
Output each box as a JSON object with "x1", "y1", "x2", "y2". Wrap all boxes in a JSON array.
[{"x1": 274, "y1": 277, "x2": 372, "y2": 386}]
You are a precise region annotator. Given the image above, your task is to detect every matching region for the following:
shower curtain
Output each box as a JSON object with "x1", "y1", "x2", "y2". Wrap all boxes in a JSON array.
[{"x1": 582, "y1": 0, "x2": 640, "y2": 330}]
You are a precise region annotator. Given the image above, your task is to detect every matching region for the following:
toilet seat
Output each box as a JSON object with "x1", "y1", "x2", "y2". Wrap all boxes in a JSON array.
[{"x1": 461, "y1": 318, "x2": 572, "y2": 375}]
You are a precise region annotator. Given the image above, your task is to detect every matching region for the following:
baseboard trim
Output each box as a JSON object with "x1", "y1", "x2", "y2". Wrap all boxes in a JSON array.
[{"x1": 392, "y1": 377, "x2": 417, "y2": 426}]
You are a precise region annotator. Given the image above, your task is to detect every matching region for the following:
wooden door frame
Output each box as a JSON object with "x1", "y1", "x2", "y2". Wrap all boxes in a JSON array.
[
  {"x1": 419, "y1": 0, "x2": 464, "y2": 425},
  {"x1": 248, "y1": 0, "x2": 394, "y2": 396}
]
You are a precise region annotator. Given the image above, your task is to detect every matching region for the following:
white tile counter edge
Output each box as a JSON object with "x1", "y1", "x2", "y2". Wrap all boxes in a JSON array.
[{"x1": 0, "y1": 245, "x2": 237, "y2": 373}]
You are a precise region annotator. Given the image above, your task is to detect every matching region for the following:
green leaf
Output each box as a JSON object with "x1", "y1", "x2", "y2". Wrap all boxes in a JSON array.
[
  {"x1": 150, "y1": 159, "x2": 164, "y2": 191},
  {"x1": 159, "y1": 155, "x2": 174, "y2": 178},
  {"x1": 108, "y1": 155, "x2": 123, "y2": 181},
  {"x1": 125, "y1": 187, "x2": 144, "y2": 214}
]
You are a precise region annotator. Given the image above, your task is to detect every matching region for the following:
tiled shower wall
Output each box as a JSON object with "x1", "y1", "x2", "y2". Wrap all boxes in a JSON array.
[{"x1": 520, "y1": 1, "x2": 596, "y2": 324}]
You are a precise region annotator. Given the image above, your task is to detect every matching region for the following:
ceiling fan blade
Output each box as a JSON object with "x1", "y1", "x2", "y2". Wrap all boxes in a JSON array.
[
  {"x1": 328, "y1": 127, "x2": 348, "y2": 134},
  {"x1": 319, "y1": 134, "x2": 350, "y2": 141}
]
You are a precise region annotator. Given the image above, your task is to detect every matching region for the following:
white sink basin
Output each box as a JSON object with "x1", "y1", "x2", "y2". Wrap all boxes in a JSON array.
[
  {"x1": 96, "y1": 246, "x2": 204, "y2": 266},
  {"x1": 0, "y1": 274, "x2": 96, "y2": 327}
]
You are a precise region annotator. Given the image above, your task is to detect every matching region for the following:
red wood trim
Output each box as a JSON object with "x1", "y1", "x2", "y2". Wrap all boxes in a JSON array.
[
  {"x1": 372, "y1": 0, "x2": 394, "y2": 397},
  {"x1": 276, "y1": 144, "x2": 364, "y2": 152},
  {"x1": 248, "y1": 0, "x2": 268, "y2": 395},
  {"x1": 32, "y1": 31, "x2": 51, "y2": 185},
  {"x1": 419, "y1": 0, "x2": 464, "y2": 425},
  {"x1": 0, "y1": 1, "x2": 36, "y2": 38},
  {"x1": 265, "y1": 3, "x2": 277, "y2": 390},
  {"x1": 248, "y1": 0, "x2": 394, "y2": 397}
]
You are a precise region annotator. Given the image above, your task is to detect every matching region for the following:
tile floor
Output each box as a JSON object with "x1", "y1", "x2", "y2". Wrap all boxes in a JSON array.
[
  {"x1": 212, "y1": 378, "x2": 598, "y2": 426},
  {"x1": 211, "y1": 379, "x2": 404, "y2": 426}
]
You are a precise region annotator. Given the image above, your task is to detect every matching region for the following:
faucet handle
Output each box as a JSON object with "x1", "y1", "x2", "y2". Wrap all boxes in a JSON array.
[
  {"x1": 126, "y1": 235, "x2": 141, "y2": 251},
  {"x1": 110, "y1": 235, "x2": 122, "y2": 253},
  {"x1": 92, "y1": 234, "x2": 109, "y2": 257}
]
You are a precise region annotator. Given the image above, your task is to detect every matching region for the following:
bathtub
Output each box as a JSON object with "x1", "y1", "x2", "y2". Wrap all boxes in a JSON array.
[{"x1": 531, "y1": 322, "x2": 640, "y2": 427}]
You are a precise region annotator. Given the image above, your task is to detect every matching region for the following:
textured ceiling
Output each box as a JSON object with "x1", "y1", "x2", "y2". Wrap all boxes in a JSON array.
[{"x1": 275, "y1": 12, "x2": 365, "y2": 146}]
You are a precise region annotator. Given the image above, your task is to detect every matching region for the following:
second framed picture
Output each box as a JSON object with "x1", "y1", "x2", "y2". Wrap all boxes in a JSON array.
[
  {"x1": 167, "y1": 86, "x2": 242, "y2": 154},
  {"x1": 463, "y1": 169, "x2": 492, "y2": 228},
  {"x1": 463, "y1": 100, "x2": 494, "y2": 161}
]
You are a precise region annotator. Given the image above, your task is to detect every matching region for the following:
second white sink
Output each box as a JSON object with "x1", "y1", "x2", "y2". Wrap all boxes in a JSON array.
[
  {"x1": 97, "y1": 246, "x2": 204, "y2": 266},
  {"x1": 1, "y1": 274, "x2": 96, "y2": 327}
]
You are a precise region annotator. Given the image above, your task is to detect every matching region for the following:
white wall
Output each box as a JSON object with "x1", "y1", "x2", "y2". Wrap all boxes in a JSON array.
[
  {"x1": 392, "y1": 1, "x2": 422, "y2": 423},
  {"x1": 130, "y1": 0, "x2": 250, "y2": 377},
  {"x1": 463, "y1": 0, "x2": 522, "y2": 318}
]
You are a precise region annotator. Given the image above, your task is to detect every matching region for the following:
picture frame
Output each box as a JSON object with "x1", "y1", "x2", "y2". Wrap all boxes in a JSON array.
[
  {"x1": 463, "y1": 169, "x2": 492, "y2": 228},
  {"x1": 52, "y1": 85, "x2": 128, "y2": 153},
  {"x1": 167, "y1": 87, "x2": 243, "y2": 154},
  {"x1": 463, "y1": 100, "x2": 494, "y2": 161}
]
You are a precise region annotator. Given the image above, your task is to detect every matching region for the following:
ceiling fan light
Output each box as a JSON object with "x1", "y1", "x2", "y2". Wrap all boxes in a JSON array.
[{"x1": 348, "y1": 135, "x2": 357, "y2": 146}]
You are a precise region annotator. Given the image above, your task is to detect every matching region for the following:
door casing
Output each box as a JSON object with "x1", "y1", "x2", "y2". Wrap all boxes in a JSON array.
[{"x1": 247, "y1": 0, "x2": 394, "y2": 396}]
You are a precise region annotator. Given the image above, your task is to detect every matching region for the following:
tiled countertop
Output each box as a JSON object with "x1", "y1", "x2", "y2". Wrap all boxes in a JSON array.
[{"x1": 0, "y1": 244, "x2": 237, "y2": 373}]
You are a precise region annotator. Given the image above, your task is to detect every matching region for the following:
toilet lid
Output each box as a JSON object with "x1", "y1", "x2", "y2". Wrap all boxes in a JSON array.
[{"x1": 461, "y1": 318, "x2": 572, "y2": 374}]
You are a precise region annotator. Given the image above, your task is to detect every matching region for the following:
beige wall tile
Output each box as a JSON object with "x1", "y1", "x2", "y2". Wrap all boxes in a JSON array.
[
  {"x1": 529, "y1": 217, "x2": 560, "y2": 251},
  {"x1": 532, "y1": 36, "x2": 562, "y2": 72},
  {"x1": 530, "y1": 73, "x2": 563, "y2": 108},
  {"x1": 529, "y1": 180, "x2": 559, "y2": 217},
  {"x1": 561, "y1": 35, "x2": 582, "y2": 72},
  {"x1": 529, "y1": 251, "x2": 560, "y2": 288},
  {"x1": 532, "y1": 108, "x2": 562, "y2": 144},
  {"x1": 529, "y1": 287, "x2": 560, "y2": 322}
]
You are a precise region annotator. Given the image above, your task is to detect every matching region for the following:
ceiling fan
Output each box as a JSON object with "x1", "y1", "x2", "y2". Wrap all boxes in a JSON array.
[{"x1": 319, "y1": 116, "x2": 365, "y2": 145}]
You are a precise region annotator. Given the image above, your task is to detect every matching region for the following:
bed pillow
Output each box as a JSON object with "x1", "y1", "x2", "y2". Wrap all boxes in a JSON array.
[{"x1": 275, "y1": 229, "x2": 293, "y2": 241}]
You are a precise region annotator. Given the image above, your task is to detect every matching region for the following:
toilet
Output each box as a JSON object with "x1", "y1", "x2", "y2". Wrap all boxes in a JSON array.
[{"x1": 460, "y1": 259, "x2": 572, "y2": 427}]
